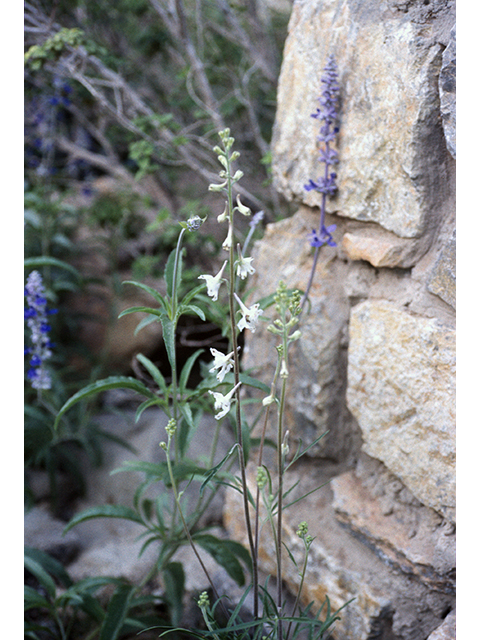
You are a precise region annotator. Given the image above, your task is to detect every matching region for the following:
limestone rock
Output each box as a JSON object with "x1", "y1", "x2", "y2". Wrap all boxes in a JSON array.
[
  {"x1": 346, "y1": 300, "x2": 455, "y2": 521},
  {"x1": 24, "y1": 505, "x2": 81, "y2": 565},
  {"x1": 331, "y1": 456, "x2": 455, "y2": 595},
  {"x1": 272, "y1": 0, "x2": 452, "y2": 247},
  {"x1": 342, "y1": 225, "x2": 427, "y2": 268},
  {"x1": 439, "y1": 25, "x2": 456, "y2": 159},
  {"x1": 243, "y1": 206, "x2": 356, "y2": 460},
  {"x1": 427, "y1": 228, "x2": 456, "y2": 309},
  {"x1": 427, "y1": 609, "x2": 456, "y2": 640},
  {"x1": 223, "y1": 466, "x2": 453, "y2": 640}
]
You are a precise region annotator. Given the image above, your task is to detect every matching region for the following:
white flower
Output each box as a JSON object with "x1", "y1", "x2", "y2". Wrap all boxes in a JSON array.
[
  {"x1": 198, "y1": 261, "x2": 227, "y2": 301},
  {"x1": 217, "y1": 202, "x2": 229, "y2": 223},
  {"x1": 222, "y1": 223, "x2": 233, "y2": 251},
  {"x1": 208, "y1": 382, "x2": 242, "y2": 420},
  {"x1": 235, "y1": 247, "x2": 255, "y2": 280},
  {"x1": 235, "y1": 195, "x2": 251, "y2": 216},
  {"x1": 209, "y1": 347, "x2": 236, "y2": 382},
  {"x1": 234, "y1": 293, "x2": 264, "y2": 333}
]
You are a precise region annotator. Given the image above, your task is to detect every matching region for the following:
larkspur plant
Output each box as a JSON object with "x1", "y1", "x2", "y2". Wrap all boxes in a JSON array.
[
  {"x1": 302, "y1": 55, "x2": 340, "y2": 307},
  {"x1": 51, "y1": 128, "x2": 346, "y2": 640},
  {"x1": 24, "y1": 270, "x2": 57, "y2": 390}
]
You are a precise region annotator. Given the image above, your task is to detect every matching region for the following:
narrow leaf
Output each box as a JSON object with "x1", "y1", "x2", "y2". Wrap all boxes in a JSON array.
[
  {"x1": 99, "y1": 583, "x2": 136, "y2": 640},
  {"x1": 122, "y1": 280, "x2": 166, "y2": 307},
  {"x1": 63, "y1": 505, "x2": 143, "y2": 535},
  {"x1": 179, "y1": 349, "x2": 204, "y2": 394},
  {"x1": 163, "y1": 562, "x2": 185, "y2": 626},
  {"x1": 118, "y1": 306, "x2": 161, "y2": 318},
  {"x1": 136, "y1": 353, "x2": 168, "y2": 395},
  {"x1": 194, "y1": 534, "x2": 250, "y2": 586},
  {"x1": 54, "y1": 376, "x2": 157, "y2": 431},
  {"x1": 24, "y1": 547, "x2": 73, "y2": 588},
  {"x1": 200, "y1": 444, "x2": 238, "y2": 496},
  {"x1": 24, "y1": 256, "x2": 81, "y2": 280},
  {"x1": 180, "y1": 303, "x2": 205, "y2": 321},
  {"x1": 24, "y1": 556, "x2": 56, "y2": 599},
  {"x1": 159, "y1": 312, "x2": 176, "y2": 372}
]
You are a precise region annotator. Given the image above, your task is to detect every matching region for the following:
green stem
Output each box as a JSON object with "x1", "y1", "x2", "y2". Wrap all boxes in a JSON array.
[
  {"x1": 164, "y1": 433, "x2": 229, "y2": 619},
  {"x1": 276, "y1": 376, "x2": 287, "y2": 640},
  {"x1": 226, "y1": 186, "x2": 259, "y2": 623},
  {"x1": 285, "y1": 544, "x2": 310, "y2": 640}
]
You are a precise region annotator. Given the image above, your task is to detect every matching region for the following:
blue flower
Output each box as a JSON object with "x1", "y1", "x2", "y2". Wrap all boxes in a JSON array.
[
  {"x1": 24, "y1": 271, "x2": 56, "y2": 390},
  {"x1": 309, "y1": 225, "x2": 337, "y2": 248},
  {"x1": 303, "y1": 55, "x2": 340, "y2": 251}
]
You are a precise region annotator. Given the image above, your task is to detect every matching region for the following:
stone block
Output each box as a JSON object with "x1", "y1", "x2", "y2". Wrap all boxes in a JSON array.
[
  {"x1": 242, "y1": 207, "x2": 355, "y2": 460},
  {"x1": 342, "y1": 225, "x2": 426, "y2": 268},
  {"x1": 439, "y1": 25, "x2": 456, "y2": 159},
  {"x1": 427, "y1": 229, "x2": 456, "y2": 309},
  {"x1": 346, "y1": 300, "x2": 455, "y2": 521},
  {"x1": 331, "y1": 457, "x2": 455, "y2": 595},
  {"x1": 272, "y1": 0, "x2": 452, "y2": 244},
  {"x1": 223, "y1": 465, "x2": 454, "y2": 640},
  {"x1": 427, "y1": 609, "x2": 456, "y2": 640}
]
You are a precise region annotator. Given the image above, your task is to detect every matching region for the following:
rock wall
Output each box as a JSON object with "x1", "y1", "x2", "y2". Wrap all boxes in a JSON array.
[{"x1": 224, "y1": 1, "x2": 456, "y2": 639}]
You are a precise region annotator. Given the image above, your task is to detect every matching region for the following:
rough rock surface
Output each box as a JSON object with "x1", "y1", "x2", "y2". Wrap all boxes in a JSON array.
[
  {"x1": 243, "y1": 206, "x2": 357, "y2": 461},
  {"x1": 223, "y1": 464, "x2": 454, "y2": 640},
  {"x1": 346, "y1": 299, "x2": 455, "y2": 522},
  {"x1": 331, "y1": 454, "x2": 455, "y2": 595},
  {"x1": 427, "y1": 228, "x2": 456, "y2": 308},
  {"x1": 438, "y1": 24, "x2": 456, "y2": 159},
  {"x1": 272, "y1": 0, "x2": 453, "y2": 250}
]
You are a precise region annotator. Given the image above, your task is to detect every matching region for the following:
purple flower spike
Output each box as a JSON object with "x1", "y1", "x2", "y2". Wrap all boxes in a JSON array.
[
  {"x1": 24, "y1": 271, "x2": 56, "y2": 390},
  {"x1": 303, "y1": 54, "x2": 340, "y2": 245},
  {"x1": 301, "y1": 55, "x2": 340, "y2": 307},
  {"x1": 309, "y1": 224, "x2": 337, "y2": 248}
]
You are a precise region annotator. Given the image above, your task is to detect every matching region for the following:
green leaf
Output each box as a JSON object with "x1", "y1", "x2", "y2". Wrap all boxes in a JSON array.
[
  {"x1": 122, "y1": 280, "x2": 167, "y2": 308},
  {"x1": 133, "y1": 313, "x2": 160, "y2": 335},
  {"x1": 180, "y1": 283, "x2": 208, "y2": 307},
  {"x1": 54, "y1": 376, "x2": 157, "y2": 431},
  {"x1": 136, "y1": 353, "x2": 168, "y2": 395},
  {"x1": 159, "y1": 312, "x2": 176, "y2": 372},
  {"x1": 63, "y1": 505, "x2": 143, "y2": 535},
  {"x1": 238, "y1": 373, "x2": 270, "y2": 394},
  {"x1": 24, "y1": 547, "x2": 73, "y2": 589},
  {"x1": 162, "y1": 562, "x2": 185, "y2": 626},
  {"x1": 193, "y1": 534, "x2": 250, "y2": 586},
  {"x1": 179, "y1": 349, "x2": 204, "y2": 394},
  {"x1": 118, "y1": 306, "x2": 162, "y2": 319},
  {"x1": 179, "y1": 303, "x2": 205, "y2": 321},
  {"x1": 24, "y1": 585, "x2": 51, "y2": 611},
  {"x1": 200, "y1": 444, "x2": 238, "y2": 496},
  {"x1": 24, "y1": 556, "x2": 56, "y2": 599},
  {"x1": 24, "y1": 256, "x2": 81, "y2": 280},
  {"x1": 99, "y1": 583, "x2": 136, "y2": 640},
  {"x1": 112, "y1": 460, "x2": 165, "y2": 478}
]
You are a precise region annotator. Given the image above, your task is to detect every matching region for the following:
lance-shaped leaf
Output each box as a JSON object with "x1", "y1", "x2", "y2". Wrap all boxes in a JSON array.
[{"x1": 54, "y1": 376, "x2": 158, "y2": 431}]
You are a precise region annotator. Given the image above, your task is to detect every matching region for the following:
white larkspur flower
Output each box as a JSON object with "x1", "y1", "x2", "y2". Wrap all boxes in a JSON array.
[
  {"x1": 222, "y1": 223, "x2": 233, "y2": 251},
  {"x1": 235, "y1": 194, "x2": 250, "y2": 216},
  {"x1": 198, "y1": 260, "x2": 227, "y2": 301},
  {"x1": 217, "y1": 202, "x2": 229, "y2": 223},
  {"x1": 209, "y1": 347, "x2": 236, "y2": 382},
  {"x1": 234, "y1": 292, "x2": 263, "y2": 333},
  {"x1": 209, "y1": 382, "x2": 242, "y2": 420},
  {"x1": 235, "y1": 246, "x2": 255, "y2": 280}
]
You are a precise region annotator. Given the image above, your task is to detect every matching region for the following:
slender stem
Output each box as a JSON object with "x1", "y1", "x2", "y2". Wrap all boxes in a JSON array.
[
  {"x1": 276, "y1": 376, "x2": 288, "y2": 640},
  {"x1": 225, "y1": 147, "x2": 259, "y2": 619},
  {"x1": 285, "y1": 544, "x2": 310, "y2": 640},
  {"x1": 170, "y1": 227, "x2": 186, "y2": 450},
  {"x1": 164, "y1": 432, "x2": 229, "y2": 620}
]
